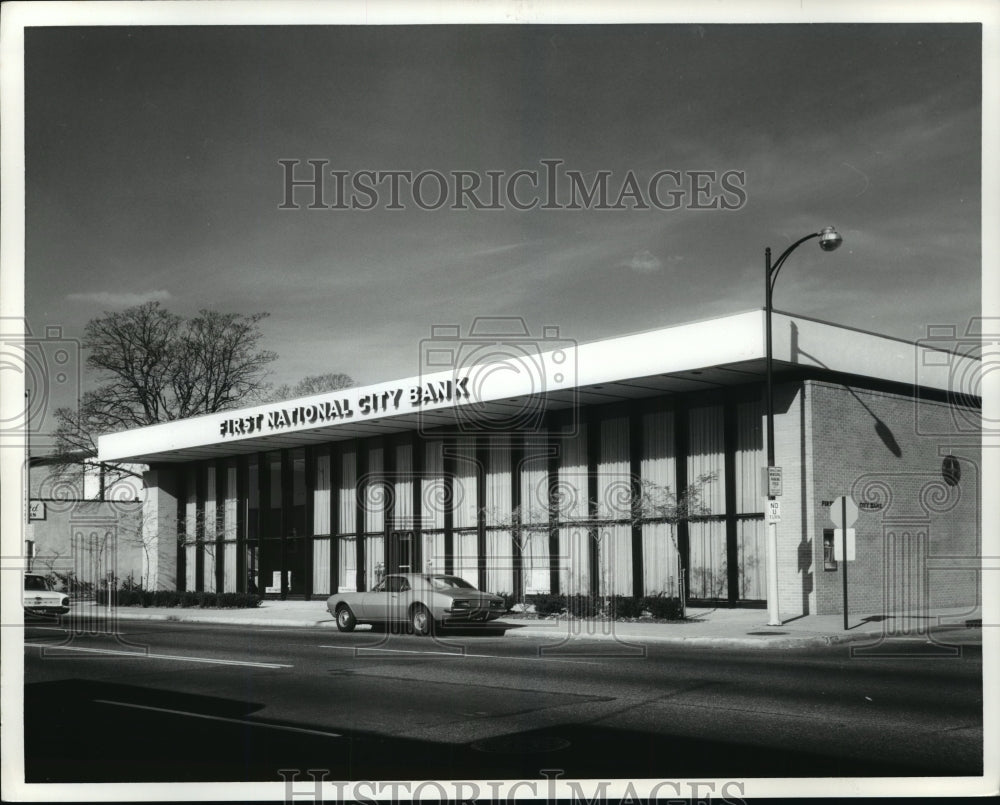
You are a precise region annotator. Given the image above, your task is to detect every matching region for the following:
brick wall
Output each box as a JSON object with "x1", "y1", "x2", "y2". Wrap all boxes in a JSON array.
[
  {"x1": 804, "y1": 380, "x2": 980, "y2": 617},
  {"x1": 25, "y1": 500, "x2": 145, "y2": 589},
  {"x1": 26, "y1": 462, "x2": 145, "y2": 587}
]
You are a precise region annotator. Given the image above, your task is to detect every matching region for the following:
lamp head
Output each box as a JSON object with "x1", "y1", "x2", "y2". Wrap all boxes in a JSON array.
[{"x1": 818, "y1": 226, "x2": 843, "y2": 252}]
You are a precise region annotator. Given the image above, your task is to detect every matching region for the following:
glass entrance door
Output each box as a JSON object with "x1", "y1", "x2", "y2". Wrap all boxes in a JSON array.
[{"x1": 388, "y1": 530, "x2": 414, "y2": 574}]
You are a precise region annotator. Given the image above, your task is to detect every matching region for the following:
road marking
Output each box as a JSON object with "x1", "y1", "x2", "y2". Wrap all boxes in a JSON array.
[
  {"x1": 93, "y1": 700, "x2": 342, "y2": 738},
  {"x1": 318, "y1": 645, "x2": 603, "y2": 665},
  {"x1": 24, "y1": 643, "x2": 291, "y2": 668}
]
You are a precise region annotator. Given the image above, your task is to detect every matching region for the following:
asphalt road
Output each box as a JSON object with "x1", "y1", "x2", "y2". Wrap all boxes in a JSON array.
[{"x1": 22, "y1": 618, "x2": 983, "y2": 783}]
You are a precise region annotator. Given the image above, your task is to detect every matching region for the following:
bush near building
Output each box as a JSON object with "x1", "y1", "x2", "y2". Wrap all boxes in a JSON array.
[
  {"x1": 94, "y1": 588, "x2": 261, "y2": 608},
  {"x1": 524, "y1": 593, "x2": 684, "y2": 621}
]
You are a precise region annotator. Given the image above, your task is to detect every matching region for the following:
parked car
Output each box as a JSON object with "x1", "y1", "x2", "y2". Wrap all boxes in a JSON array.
[
  {"x1": 326, "y1": 573, "x2": 506, "y2": 635},
  {"x1": 23, "y1": 573, "x2": 70, "y2": 615}
]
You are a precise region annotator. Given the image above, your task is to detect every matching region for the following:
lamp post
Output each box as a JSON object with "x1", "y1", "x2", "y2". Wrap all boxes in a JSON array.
[{"x1": 764, "y1": 226, "x2": 842, "y2": 626}]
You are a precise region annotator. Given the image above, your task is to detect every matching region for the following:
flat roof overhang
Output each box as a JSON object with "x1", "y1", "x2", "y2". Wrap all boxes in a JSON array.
[{"x1": 98, "y1": 310, "x2": 979, "y2": 464}]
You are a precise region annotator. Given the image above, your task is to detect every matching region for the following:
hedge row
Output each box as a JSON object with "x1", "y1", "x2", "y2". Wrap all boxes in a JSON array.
[
  {"x1": 94, "y1": 590, "x2": 262, "y2": 609},
  {"x1": 525, "y1": 593, "x2": 684, "y2": 620}
]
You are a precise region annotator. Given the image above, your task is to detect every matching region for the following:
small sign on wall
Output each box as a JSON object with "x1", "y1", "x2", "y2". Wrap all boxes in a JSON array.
[
  {"x1": 28, "y1": 500, "x2": 46, "y2": 521},
  {"x1": 762, "y1": 467, "x2": 783, "y2": 497}
]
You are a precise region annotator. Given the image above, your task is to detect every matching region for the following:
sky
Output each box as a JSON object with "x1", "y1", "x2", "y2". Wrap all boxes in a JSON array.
[{"x1": 22, "y1": 20, "x2": 983, "y2": 430}]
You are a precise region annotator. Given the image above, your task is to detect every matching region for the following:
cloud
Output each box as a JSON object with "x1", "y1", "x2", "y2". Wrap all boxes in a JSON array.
[
  {"x1": 66, "y1": 289, "x2": 172, "y2": 307},
  {"x1": 460, "y1": 240, "x2": 538, "y2": 259},
  {"x1": 624, "y1": 250, "x2": 664, "y2": 274}
]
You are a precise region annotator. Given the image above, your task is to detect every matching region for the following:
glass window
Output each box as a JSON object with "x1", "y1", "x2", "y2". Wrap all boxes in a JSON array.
[
  {"x1": 687, "y1": 405, "x2": 726, "y2": 514},
  {"x1": 224, "y1": 461, "x2": 238, "y2": 541},
  {"x1": 291, "y1": 448, "x2": 306, "y2": 537},
  {"x1": 314, "y1": 452, "x2": 331, "y2": 535},
  {"x1": 425, "y1": 574, "x2": 476, "y2": 590},
  {"x1": 25, "y1": 575, "x2": 50, "y2": 591},
  {"x1": 248, "y1": 458, "x2": 259, "y2": 543},
  {"x1": 266, "y1": 451, "x2": 282, "y2": 539},
  {"x1": 339, "y1": 536, "x2": 357, "y2": 591},
  {"x1": 339, "y1": 450, "x2": 357, "y2": 535}
]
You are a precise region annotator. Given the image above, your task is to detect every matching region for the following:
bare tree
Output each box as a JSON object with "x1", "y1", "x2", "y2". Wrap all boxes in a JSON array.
[
  {"x1": 481, "y1": 472, "x2": 717, "y2": 612},
  {"x1": 632, "y1": 473, "x2": 717, "y2": 537},
  {"x1": 266, "y1": 372, "x2": 355, "y2": 402},
  {"x1": 51, "y1": 302, "x2": 278, "y2": 483},
  {"x1": 632, "y1": 472, "x2": 717, "y2": 612}
]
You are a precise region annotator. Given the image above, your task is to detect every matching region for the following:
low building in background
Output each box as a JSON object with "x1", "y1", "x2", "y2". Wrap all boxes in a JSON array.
[{"x1": 26, "y1": 456, "x2": 146, "y2": 593}]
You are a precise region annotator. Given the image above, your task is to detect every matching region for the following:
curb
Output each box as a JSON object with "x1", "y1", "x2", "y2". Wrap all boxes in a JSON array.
[
  {"x1": 95, "y1": 611, "x2": 336, "y2": 629},
  {"x1": 500, "y1": 626, "x2": 843, "y2": 649}
]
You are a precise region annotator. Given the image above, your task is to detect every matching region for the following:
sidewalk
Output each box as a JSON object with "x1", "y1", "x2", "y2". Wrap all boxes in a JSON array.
[{"x1": 59, "y1": 600, "x2": 984, "y2": 649}]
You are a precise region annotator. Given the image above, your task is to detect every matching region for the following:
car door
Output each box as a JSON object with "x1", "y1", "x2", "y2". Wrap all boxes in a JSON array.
[
  {"x1": 359, "y1": 578, "x2": 388, "y2": 620},
  {"x1": 386, "y1": 576, "x2": 414, "y2": 624}
]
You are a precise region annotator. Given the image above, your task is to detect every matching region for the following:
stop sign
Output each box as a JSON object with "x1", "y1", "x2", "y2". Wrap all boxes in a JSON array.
[{"x1": 830, "y1": 495, "x2": 859, "y2": 528}]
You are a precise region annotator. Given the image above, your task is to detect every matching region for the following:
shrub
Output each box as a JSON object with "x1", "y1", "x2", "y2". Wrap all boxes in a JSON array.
[
  {"x1": 50, "y1": 571, "x2": 95, "y2": 598},
  {"x1": 642, "y1": 595, "x2": 684, "y2": 620},
  {"x1": 607, "y1": 595, "x2": 645, "y2": 619},
  {"x1": 217, "y1": 592, "x2": 261, "y2": 609},
  {"x1": 96, "y1": 588, "x2": 261, "y2": 608},
  {"x1": 117, "y1": 590, "x2": 143, "y2": 607},
  {"x1": 153, "y1": 590, "x2": 179, "y2": 607},
  {"x1": 565, "y1": 593, "x2": 599, "y2": 618},
  {"x1": 527, "y1": 593, "x2": 566, "y2": 616}
]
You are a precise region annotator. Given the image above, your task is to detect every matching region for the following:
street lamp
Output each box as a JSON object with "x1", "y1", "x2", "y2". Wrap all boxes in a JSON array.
[{"x1": 764, "y1": 226, "x2": 842, "y2": 626}]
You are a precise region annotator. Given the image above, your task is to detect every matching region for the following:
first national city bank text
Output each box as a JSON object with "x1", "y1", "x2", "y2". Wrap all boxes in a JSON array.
[{"x1": 218, "y1": 378, "x2": 471, "y2": 438}]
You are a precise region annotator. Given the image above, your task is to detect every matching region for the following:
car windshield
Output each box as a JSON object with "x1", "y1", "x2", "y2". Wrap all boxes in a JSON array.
[
  {"x1": 424, "y1": 574, "x2": 476, "y2": 591},
  {"x1": 24, "y1": 575, "x2": 50, "y2": 591}
]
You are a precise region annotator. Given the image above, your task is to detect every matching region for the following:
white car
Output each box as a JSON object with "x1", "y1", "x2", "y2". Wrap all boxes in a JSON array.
[
  {"x1": 326, "y1": 573, "x2": 506, "y2": 635},
  {"x1": 23, "y1": 573, "x2": 70, "y2": 615}
]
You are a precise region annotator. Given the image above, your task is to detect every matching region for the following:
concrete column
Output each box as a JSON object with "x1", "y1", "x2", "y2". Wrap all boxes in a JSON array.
[
  {"x1": 774, "y1": 381, "x2": 813, "y2": 619},
  {"x1": 143, "y1": 467, "x2": 179, "y2": 590}
]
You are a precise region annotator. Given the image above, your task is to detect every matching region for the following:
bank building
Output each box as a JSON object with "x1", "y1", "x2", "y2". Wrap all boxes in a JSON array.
[{"x1": 98, "y1": 310, "x2": 982, "y2": 620}]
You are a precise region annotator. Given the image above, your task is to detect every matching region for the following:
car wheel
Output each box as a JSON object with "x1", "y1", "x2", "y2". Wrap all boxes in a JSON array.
[
  {"x1": 335, "y1": 605, "x2": 357, "y2": 632},
  {"x1": 410, "y1": 604, "x2": 433, "y2": 636}
]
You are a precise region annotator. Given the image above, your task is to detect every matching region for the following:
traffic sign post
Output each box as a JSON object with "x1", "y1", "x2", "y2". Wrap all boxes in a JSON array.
[
  {"x1": 763, "y1": 470, "x2": 782, "y2": 627},
  {"x1": 830, "y1": 495, "x2": 859, "y2": 630}
]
